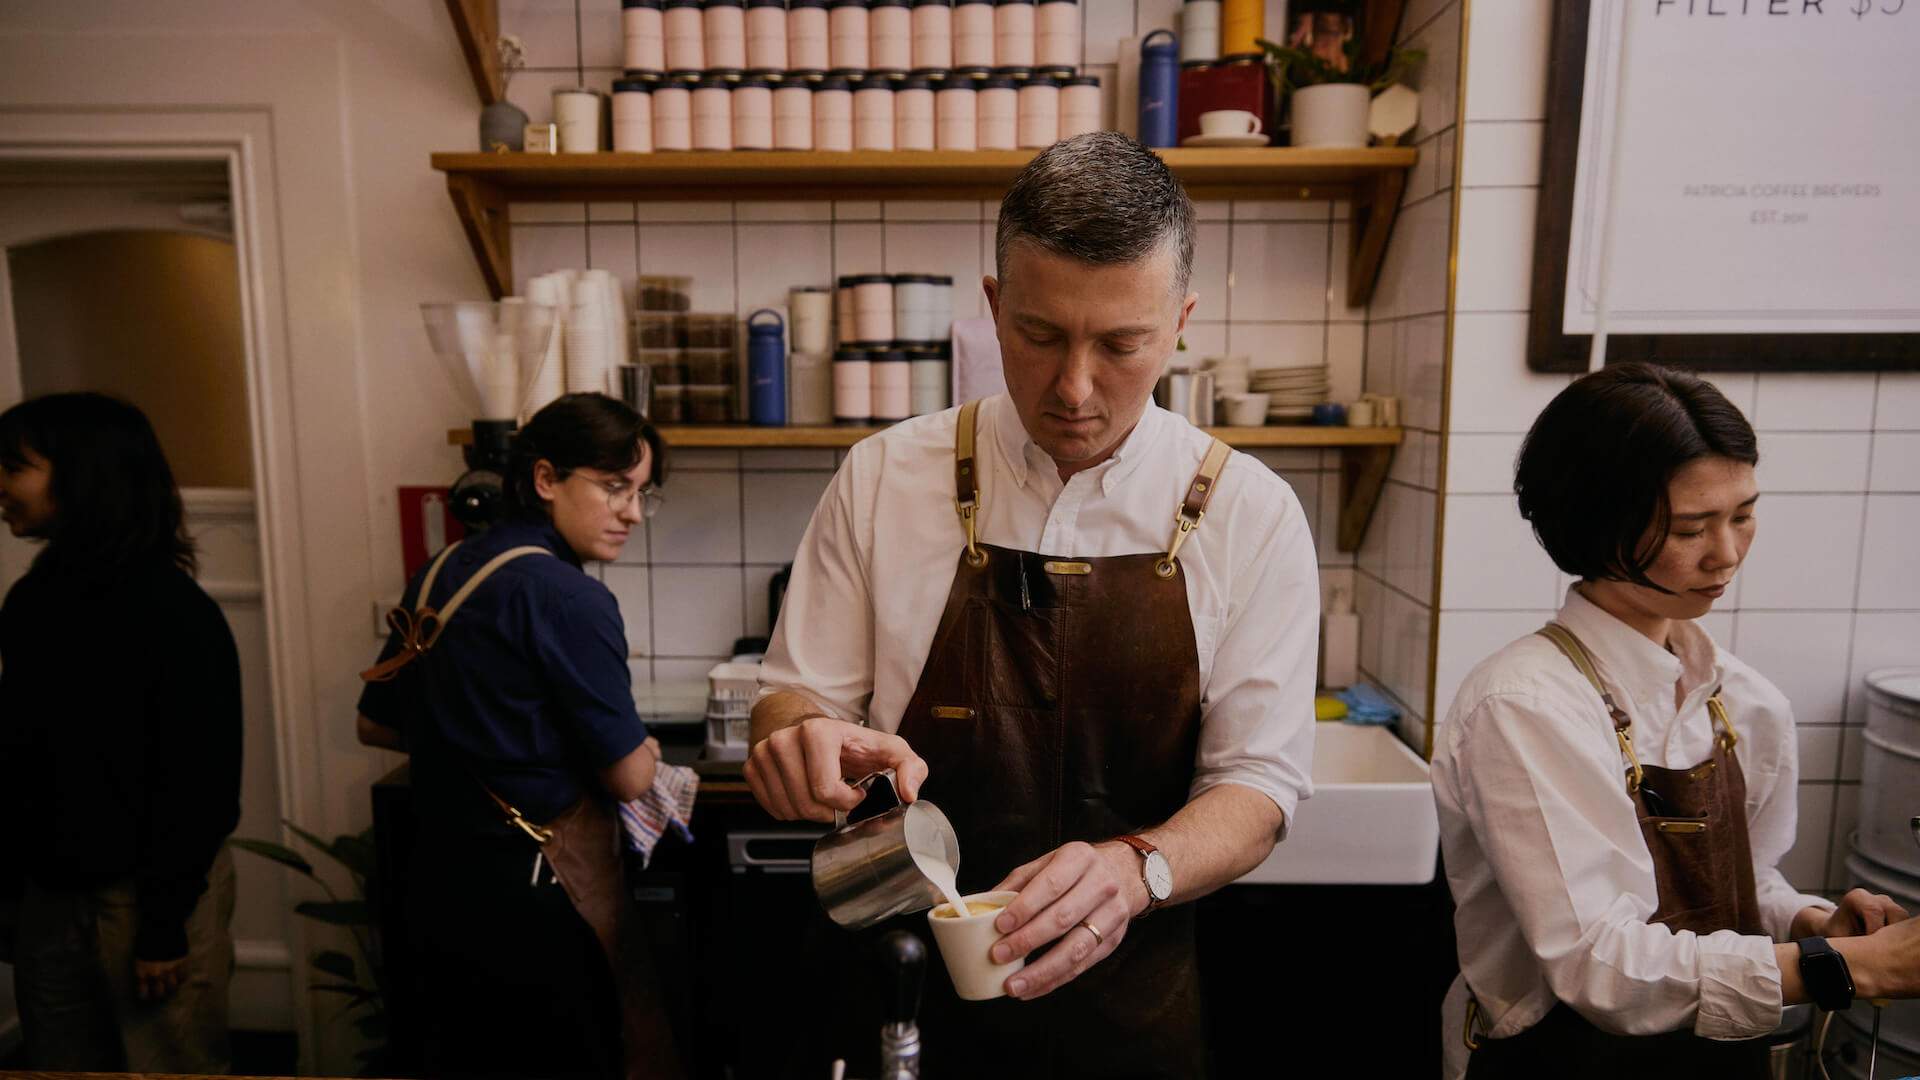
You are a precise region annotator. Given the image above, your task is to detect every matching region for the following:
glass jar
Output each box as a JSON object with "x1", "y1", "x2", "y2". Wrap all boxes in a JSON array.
[
  {"x1": 774, "y1": 70, "x2": 818, "y2": 148},
  {"x1": 894, "y1": 74, "x2": 936, "y2": 150},
  {"x1": 993, "y1": 0, "x2": 1035, "y2": 68},
  {"x1": 692, "y1": 70, "x2": 739, "y2": 150},
  {"x1": 1035, "y1": 0, "x2": 1077, "y2": 66},
  {"x1": 870, "y1": 0, "x2": 913, "y2": 70},
  {"x1": 612, "y1": 75, "x2": 657, "y2": 152},
  {"x1": 812, "y1": 74, "x2": 854, "y2": 151},
  {"x1": 935, "y1": 69, "x2": 977, "y2": 149},
  {"x1": 733, "y1": 74, "x2": 776, "y2": 149},
  {"x1": 746, "y1": 0, "x2": 789, "y2": 69},
  {"x1": 953, "y1": 0, "x2": 995, "y2": 67},
  {"x1": 910, "y1": 0, "x2": 954, "y2": 70},
  {"x1": 852, "y1": 73, "x2": 897, "y2": 151},
  {"x1": 704, "y1": 0, "x2": 748, "y2": 69},
  {"x1": 828, "y1": 0, "x2": 871, "y2": 69},
  {"x1": 788, "y1": 0, "x2": 830, "y2": 67},
  {"x1": 664, "y1": 0, "x2": 706, "y2": 70},
  {"x1": 623, "y1": 0, "x2": 667, "y2": 71}
]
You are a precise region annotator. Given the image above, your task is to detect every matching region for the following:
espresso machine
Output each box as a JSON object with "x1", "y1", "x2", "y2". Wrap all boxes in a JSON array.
[{"x1": 419, "y1": 300, "x2": 560, "y2": 531}]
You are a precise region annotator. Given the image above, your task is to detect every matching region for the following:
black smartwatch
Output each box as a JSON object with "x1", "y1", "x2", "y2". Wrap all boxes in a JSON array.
[{"x1": 1797, "y1": 936, "x2": 1856, "y2": 1013}]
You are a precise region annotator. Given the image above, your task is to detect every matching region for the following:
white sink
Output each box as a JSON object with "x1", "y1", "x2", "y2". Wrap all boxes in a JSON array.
[{"x1": 1237, "y1": 723, "x2": 1439, "y2": 886}]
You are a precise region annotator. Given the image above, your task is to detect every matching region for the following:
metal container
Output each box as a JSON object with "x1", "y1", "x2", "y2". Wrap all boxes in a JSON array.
[
  {"x1": 1158, "y1": 367, "x2": 1214, "y2": 426},
  {"x1": 811, "y1": 770, "x2": 960, "y2": 929},
  {"x1": 1857, "y1": 667, "x2": 1920, "y2": 877}
]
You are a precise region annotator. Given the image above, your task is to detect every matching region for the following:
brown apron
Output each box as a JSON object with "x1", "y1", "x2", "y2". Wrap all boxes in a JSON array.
[
  {"x1": 1463, "y1": 621, "x2": 1769, "y2": 1080},
  {"x1": 862, "y1": 401, "x2": 1230, "y2": 1078},
  {"x1": 363, "y1": 542, "x2": 684, "y2": 1080}
]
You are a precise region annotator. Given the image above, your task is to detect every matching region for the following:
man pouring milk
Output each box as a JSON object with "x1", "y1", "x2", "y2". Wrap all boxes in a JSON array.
[{"x1": 748, "y1": 133, "x2": 1319, "y2": 1078}]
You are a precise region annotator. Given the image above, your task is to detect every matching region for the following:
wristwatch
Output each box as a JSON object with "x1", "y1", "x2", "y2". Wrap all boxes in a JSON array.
[
  {"x1": 1114, "y1": 835, "x2": 1172, "y2": 915},
  {"x1": 1796, "y1": 936, "x2": 1856, "y2": 1013}
]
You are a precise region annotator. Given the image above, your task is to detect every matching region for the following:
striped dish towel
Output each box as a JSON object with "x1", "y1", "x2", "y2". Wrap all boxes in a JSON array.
[{"x1": 618, "y1": 762, "x2": 699, "y2": 868}]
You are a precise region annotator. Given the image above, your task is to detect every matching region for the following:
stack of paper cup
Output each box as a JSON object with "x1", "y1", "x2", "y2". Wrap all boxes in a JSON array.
[
  {"x1": 565, "y1": 294, "x2": 612, "y2": 395},
  {"x1": 524, "y1": 275, "x2": 568, "y2": 415},
  {"x1": 583, "y1": 269, "x2": 628, "y2": 381}
]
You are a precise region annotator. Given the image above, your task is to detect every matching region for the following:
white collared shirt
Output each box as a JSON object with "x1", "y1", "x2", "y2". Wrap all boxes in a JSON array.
[
  {"x1": 1433, "y1": 586, "x2": 1832, "y2": 1078},
  {"x1": 758, "y1": 393, "x2": 1319, "y2": 828}
]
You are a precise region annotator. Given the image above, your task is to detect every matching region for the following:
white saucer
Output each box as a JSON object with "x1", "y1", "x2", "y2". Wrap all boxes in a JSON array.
[{"x1": 1180, "y1": 133, "x2": 1270, "y2": 148}]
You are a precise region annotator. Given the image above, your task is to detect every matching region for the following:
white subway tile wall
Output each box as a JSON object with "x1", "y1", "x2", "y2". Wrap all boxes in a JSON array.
[
  {"x1": 501, "y1": 0, "x2": 1380, "y2": 690},
  {"x1": 1349, "y1": 0, "x2": 1463, "y2": 740},
  {"x1": 1446, "y1": 4, "x2": 1920, "y2": 895}
]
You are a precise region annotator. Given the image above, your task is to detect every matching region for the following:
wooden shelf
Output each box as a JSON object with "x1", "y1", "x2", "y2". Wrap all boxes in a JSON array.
[
  {"x1": 431, "y1": 148, "x2": 1416, "y2": 304},
  {"x1": 447, "y1": 422, "x2": 1400, "y2": 550}
]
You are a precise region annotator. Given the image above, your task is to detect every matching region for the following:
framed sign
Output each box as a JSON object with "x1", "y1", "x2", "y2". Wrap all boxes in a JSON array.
[{"x1": 1528, "y1": 0, "x2": 1920, "y2": 372}]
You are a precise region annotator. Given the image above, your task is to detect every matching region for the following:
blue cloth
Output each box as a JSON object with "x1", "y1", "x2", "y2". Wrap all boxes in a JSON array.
[
  {"x1": 1335, "y1": 683, "x2": 1401, "y2": 726},
  {"x1": 357, "y1": 518, "x2": 648, "y2": 824}
]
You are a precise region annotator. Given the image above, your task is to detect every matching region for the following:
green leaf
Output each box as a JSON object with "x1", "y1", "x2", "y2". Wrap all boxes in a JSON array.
[
  {"x1": 329, "y1": 833, "x2": 377, "y2": 880},
  {"x1": 309, "y1": 982, "x2": 378, "y2": 1006},
  {"x1": 312, "y1": 949, "x2": 358, "y2": 982},
  {"x1": 227, "y1": 837, "x2": 315, "y2": 878},
  {"x1": 295, "y1": 900, "x2": 371, "y2": 926},
  {"x1": 353, "y1": 1010, "x2": 390, "y2": 1040},
  {"x1": 283, "y1": 820, "x2": 338, "y2": 862}
]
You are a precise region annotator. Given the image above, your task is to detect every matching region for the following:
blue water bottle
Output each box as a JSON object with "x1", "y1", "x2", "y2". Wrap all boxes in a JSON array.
[
  {"x1": 1138, "y1": 29, "x2": 1180, "y2": 148},
  {"x1": 746, "y1": 308, "x2": 787, "y2": 426}
]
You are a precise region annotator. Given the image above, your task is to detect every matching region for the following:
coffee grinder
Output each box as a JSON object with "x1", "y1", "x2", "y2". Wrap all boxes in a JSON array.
[{"x1": 419, "y1": 300, "x2": 560, "y2": 531}]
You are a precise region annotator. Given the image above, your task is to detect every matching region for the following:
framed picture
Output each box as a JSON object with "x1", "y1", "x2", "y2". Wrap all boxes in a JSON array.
[{"x1": 1527, "y1": 0, "x2": 1920, "y2": 372}]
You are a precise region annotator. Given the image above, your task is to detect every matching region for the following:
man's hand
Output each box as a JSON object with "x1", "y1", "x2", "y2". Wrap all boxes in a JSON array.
[
  {"x1": 744, "y1": 715, "x2": 929, "y2": 823},
  {"x1": 985, "y1": 841, "x2": 1149, "y2": 1000},
  {"x1": 1816, "y1": 888, "x2": 1911, "y2": 938},
  {"x1": 135, "y1": 955, "x2": 191, "y2": 1000}
]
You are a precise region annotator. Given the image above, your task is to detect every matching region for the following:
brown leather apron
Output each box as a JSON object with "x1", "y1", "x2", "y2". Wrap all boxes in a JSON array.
[
  {"x1": 1463, "y1": 621, "x2": 1769, "y2": 1080},
  {"x1": 864, "y1": 401, "x2": 1230, "y2": 1078},
  {"x1": 363, "y1": 543, "x2": 684, "y2": 1080}
]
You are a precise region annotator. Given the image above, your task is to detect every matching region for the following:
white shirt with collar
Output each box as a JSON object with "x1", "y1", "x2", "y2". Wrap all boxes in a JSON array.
[
  {"x1": 1433, "y1": 585, "x2": 1833, "y2": 1078},
  {"x1": 757, "y1": 393, "x2": 1319, "y2": 827}
]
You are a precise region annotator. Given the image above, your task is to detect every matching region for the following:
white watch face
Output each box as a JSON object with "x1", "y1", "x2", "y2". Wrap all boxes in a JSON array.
[{"x1": 1144, "y1": 850, "x2": 1174, "y2": 901}]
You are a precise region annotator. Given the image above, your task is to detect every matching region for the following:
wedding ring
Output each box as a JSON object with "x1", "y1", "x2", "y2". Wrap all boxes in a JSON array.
[{"x1": 1078, "y1": 919, "x2": 1104, "y2": 946}]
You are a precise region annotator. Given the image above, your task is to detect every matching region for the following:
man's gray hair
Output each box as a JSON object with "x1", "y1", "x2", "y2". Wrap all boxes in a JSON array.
[{"x1": 994, "y1": 132, "x2": 1197, "y2": 296}]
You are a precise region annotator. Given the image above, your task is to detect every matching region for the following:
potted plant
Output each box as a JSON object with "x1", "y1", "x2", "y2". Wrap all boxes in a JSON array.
[
  {"x1": 230, "y1": 823, "x2": 394, "y2": 1074},
  {"x1": 1258, "y1": 11, "x2": 1424, "y2": 149}
]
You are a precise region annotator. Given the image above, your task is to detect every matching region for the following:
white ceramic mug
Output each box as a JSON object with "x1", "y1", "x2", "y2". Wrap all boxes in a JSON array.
[
  {"x1": 1199, "y1": 109, "x2": 1261, "y2": 137},
  {"x1": 926, "y1": 890, "x2": 1025, "y2": 1001}
]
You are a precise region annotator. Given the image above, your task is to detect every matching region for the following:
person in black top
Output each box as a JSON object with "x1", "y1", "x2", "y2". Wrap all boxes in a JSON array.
[
  {"x1": 357, "y1": 393, "x2": 676, "y2": 1080},
  {"x1": 0, "y1": 392, "x2": 243, "y2": 1072}
]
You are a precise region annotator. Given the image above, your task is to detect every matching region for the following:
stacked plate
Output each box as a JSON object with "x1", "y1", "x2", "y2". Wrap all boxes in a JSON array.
[{"x1": 1251, "y1": 364, "x2": 1331, "y2": 421}]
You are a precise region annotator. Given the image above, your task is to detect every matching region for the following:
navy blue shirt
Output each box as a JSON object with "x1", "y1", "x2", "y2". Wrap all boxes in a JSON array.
[{"x1": 358, "y1": 518, "x2": 647, "y2": 824}]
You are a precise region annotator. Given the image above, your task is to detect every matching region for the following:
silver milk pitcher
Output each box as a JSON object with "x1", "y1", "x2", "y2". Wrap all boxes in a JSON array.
[{"x1": 811, "y1": 770, "x2": 960, "y2": 930}]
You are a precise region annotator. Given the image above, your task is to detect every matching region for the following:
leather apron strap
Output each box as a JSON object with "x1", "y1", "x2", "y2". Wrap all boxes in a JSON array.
[
  {"x1": 948, "y1": 401, "x2": 1233, "y2": 579},
  {"x1": 359, "y1": 544, "x2": 551, "y2": 682},
  {"x1": 1536, "y1": 621, "x2": 1646, "y2": 794}
]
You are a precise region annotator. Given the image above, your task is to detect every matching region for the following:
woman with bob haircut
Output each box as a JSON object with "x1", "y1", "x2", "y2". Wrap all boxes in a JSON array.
[
  {"x1": 1433, "y1": 362, "x2": 1920, "y2": 1078},
  {"x1": 357, "y1": 392, "x2": 683, "y2": 1080}
]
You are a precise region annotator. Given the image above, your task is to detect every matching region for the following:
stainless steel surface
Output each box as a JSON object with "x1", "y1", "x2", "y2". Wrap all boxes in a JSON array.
[
  {"x1": 1158, "y1": 368, "x2": 1215, "y2": 426},
  {"x1": 811, "y1": 771, "x2": 960, "y2": 930},
  {"x1": 727, "y1": 829, "x2": 827, "y2": 873}
]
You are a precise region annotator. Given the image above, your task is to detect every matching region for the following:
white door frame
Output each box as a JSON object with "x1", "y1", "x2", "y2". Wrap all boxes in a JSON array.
[
  {"x1": 0, "y1": 123, "x2": 318, "y2": 1066},
  {"x1": 2, "y1": 31, "x2": 386, "y2": 1072}
]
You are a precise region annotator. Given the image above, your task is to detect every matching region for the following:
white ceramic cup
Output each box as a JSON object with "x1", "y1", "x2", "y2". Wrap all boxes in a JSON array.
[
  {"x1": 1199, "y1": 108, "x2": 1261, "y2": 137},
  {"x1": 1221, "y1": 391, "x2": 1270, "y2": 427},
  {"x1": 926, "y1": 890, "x2": 1024, "y2": 1001}
]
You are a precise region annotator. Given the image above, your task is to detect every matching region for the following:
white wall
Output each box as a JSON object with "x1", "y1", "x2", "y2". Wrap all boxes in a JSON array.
[
  {"x1": 1353, "y1": 0, "x2": 1460, "y2": 753},
  {"x1": 1439, "y1": 3, "x2": 1920, "y2": 898}
]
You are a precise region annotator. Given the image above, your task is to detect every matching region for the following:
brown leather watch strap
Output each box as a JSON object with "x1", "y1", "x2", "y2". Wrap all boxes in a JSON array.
[{"x1": 1114, "y1": 834, "x2": 1158, "y2": 857}]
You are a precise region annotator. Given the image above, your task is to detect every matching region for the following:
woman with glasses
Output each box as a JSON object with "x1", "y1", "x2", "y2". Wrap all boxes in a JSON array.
[{"x1": 356, "y1": 392, "x2": 680, "y2": 1079}]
